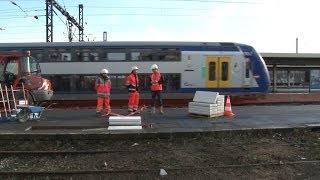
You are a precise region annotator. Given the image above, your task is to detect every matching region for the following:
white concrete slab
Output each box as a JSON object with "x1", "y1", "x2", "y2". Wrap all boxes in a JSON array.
[
  {"x1": 108, "y1": 116, "x2": 141, "y2": 121},
  {"x1": 107, "y1": 126, "x2": 143, "y2": 130},
  {"x1": 109, "y1": 119, "x2": 141, "y2": 123},
  {"x1": 188, "y1": 108, "x2": 222, "y2": 115},
  {"x1": 109, "y1": 121, "x2": 142, "y2": 126},
  {"x1": 193, "y1": 91, "x2": 224, "y2": 104}
]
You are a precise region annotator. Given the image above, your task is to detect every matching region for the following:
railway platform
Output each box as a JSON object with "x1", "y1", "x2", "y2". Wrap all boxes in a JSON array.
[
  {"x1": 50, "y1": 92, "x2": 320, "y2": 108},
  {"x1": 0, "y1": 104, "x2": 320, "y2": 136}
]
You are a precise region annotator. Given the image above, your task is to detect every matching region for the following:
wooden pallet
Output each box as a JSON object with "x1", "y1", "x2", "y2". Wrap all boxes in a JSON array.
[{"x1": 188, "y1": 112, "x2": 224, "y2": 118}]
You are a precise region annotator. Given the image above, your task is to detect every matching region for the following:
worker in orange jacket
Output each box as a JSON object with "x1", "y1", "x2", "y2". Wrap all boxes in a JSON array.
[
  {"x1": 126, "y1": 66, "x2": 139, "y2": 113},
  {"x1": 149, "y1": 64, "x2": 164, "y2": 114},
  {"x1": 95, "y1": 69, "x2": 111, "y2": 117}
]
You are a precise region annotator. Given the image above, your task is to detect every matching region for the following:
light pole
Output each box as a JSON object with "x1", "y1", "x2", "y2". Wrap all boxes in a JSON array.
[
  {"x1": 103, "y1": 31, "x2": 107, "y2": 41},
  {"x1": 296, "y1": 37, "x2": 299, "y2": 54}
]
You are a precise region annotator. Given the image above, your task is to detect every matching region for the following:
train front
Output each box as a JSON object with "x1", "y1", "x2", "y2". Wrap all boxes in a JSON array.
[
  {"x1": 21, "y1": 56, "x2": 53, "y2": 101},
  {"x1": 239, "y1": 45, "x2": 271, "y2": 93}
]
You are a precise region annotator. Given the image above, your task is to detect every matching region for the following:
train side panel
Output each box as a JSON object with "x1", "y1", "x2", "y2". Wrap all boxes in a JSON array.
[
  {"x1": 180, "y1": 51, "x2": 260, "y2": 93},
  {"x1": 40, "y1": 61, "x2": 185, "y2": 75}
]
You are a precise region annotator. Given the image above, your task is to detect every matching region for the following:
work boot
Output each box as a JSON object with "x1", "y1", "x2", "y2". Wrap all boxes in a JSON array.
[
  {"x1": 96, "y1": 111, "x2": 101, "y2": 117},
  {"x1": 152, "y1": 106, "x2": 156, "y2": 114},
  {"x1": 159, "y1": 106, "x2": 164, "y2": 114}
]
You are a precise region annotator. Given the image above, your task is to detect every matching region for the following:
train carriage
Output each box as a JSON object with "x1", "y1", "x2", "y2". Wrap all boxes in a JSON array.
[{"x1": 0, "y1": 41, "x2": 270, "y2": 99}]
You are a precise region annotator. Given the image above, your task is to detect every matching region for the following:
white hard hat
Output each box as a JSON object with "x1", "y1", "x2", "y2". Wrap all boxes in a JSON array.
[
  {"x1": 101, "y1": 69, "x2": 109, "y2": 74},
  {"x1": 131, "y1": 66, "x2": 139, "y2": 71},
  {"x1": 150, "y1": 64, "x2": 158, "y2": 70}
]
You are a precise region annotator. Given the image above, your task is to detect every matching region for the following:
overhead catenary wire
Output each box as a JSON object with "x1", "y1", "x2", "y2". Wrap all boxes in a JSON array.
[
  {"x1": 9, "y1": 0, "x2": 28, "y2": 16},
  {"x1": 160, "y1": 0, "x2": 258, "y2": 3},
  {"x1": 0, "y1": 0, "x2": 262, "y2": 42}
]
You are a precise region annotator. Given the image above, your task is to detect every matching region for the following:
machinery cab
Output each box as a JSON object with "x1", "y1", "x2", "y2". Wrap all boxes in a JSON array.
[{"x1": 0, "y1": 54, "x2": 53, "y2": 102}]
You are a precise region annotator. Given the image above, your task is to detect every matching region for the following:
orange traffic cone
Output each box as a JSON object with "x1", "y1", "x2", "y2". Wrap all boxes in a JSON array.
[{"x1": 224, "y1": 95, "x2": 235, "y2": 117}]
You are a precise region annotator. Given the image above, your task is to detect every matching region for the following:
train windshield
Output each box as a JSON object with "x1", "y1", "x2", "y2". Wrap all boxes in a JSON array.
[{"x1": 21, "y1": 56, "x2": 41, "y2": 76}]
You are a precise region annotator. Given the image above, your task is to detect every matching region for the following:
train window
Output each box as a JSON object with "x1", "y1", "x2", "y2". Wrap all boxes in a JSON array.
[
  {"x1": 77, "y1": 75, "x2": 95, "y2": 91},
  {"x1": 61, "y1": 52, "x2": 72, "y2": 61},
  {"x1": 109, "y1": 75, "x2": 117, "y2": 89},
  {"x1": 165, "y1": 49, "x2": 180, "y2": 61},
  {"x1": 88, "y1": 49, "x2": 100, "y2": 61},
  {"x1": 45, "y1": 75, "x2": 95, "y2": 92},
  {"x1": 30, "y1": 49, "x2": 45, "y2": 62},
  {"x1": 48, "y1": 49, "x2": 60, "y2": 62},
  {"x1": 164, "y1": 52, "x2": 180, "y2": 61},
  {"x1": 245, "y1": 60, "x2": 251, "y2": 78},
  {"x1": 48, "y1": 49, "x2": 71, "y2": 62},
  {"x1": 44, "y1": 73, "x2": 181, "y2": 93},
  {"x1": 108, "y1": 52, "x2": 126, "y2": 61},
  {"x1": 73, "y1": 49, "x2": 99, "y2": 62},
  {"x1": 0, "y1": 49, "x2": 19, "y2": 54},
  {"x1": 98, "y1": 49, "x2": 108, "y2": 61},
  {"x1": 80, "y1": 49, "x2": 90, "y2": 61},
  {"x1": 221, "y1": 62, "x2": 229, "y2": 81},
  {"x1": 131, "y1": 52, "x2": 140, "y2": 61},
  {"x1": 90, "y1": 52, "x2": 99, "y2": 61},
  {"x1": 140, "y1": 49, "x2": 153, "y2": 61},
  {"x1": 164, "y1": 74, "x2": 181, "y2": 91},
  {"x1": 208, "y1": 62, "x2": 216, "y2": 81},
  {"x1": 153, "y1": 48, "x2": 180, "y2": 61}
]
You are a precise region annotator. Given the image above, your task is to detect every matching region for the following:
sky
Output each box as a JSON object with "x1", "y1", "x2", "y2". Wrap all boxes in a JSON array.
[{"x1": 0, "y1": 0, "x2": 319, "y2": 53}]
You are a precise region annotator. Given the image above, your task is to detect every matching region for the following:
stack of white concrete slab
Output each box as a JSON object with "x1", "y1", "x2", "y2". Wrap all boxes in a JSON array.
[
  {"x1": 188, "y1": 91, "x2": 224, "y2": 118},
  {"x1": 108, "y1": 116, "x2": 142, "y2": 130}
]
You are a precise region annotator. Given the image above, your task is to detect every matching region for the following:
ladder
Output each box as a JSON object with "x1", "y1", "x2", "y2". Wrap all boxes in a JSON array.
[{"x1": 0, "y1": 84, "x2": 26, "y2": 120}]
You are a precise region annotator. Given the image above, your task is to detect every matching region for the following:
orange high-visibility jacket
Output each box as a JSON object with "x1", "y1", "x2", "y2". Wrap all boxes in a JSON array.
[
  {"x1": 95, "y1": 76, "x2": 111, "y2": 97},
  {"x1": 126, "y1": 73, "x2": 139, "y2": 92},
  {"x1": 150, "y1": 72, "x2": 163, "y2": 91}
]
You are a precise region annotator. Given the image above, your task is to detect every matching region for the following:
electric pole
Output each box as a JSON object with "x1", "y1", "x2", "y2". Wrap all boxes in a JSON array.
[{"x1": 45, "y1": 0, "x2": 84, "y2": 42}]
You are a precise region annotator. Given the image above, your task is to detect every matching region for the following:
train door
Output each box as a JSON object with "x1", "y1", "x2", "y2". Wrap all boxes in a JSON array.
[
  {"x1": 243, "y1": 58, "x2": 252, "y2": 86},
  {"x1": 206, "y1": 57, "x2": 231, "y2": 88}
]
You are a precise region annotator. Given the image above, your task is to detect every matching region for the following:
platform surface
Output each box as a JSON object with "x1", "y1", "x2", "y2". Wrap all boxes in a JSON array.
[{"x1": 0, "y1": 104, "x2": 320, "y2": 135}]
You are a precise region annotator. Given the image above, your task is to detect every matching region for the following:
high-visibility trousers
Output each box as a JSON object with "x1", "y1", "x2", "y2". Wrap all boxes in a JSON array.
[
  {"x1": 96, "y1": 97, "x2": 111, "y2": 112},
  {"x1": 128, "y1": 91, "x2": 139, "y2": 111}
]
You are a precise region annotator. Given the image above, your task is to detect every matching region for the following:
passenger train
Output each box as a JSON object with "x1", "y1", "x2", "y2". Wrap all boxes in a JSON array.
[{"x1": 0, "y1": 41, "x2": 270, "y2": 100}]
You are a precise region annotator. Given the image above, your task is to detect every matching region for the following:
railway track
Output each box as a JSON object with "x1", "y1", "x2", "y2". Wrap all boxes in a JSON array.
[
  {"x1": 0, "y1": 130, "x2": 318, "y2": 178},
  {"x1": 0, "y1": 140, "x2": 316, "y2": 153},
  {"x1": 0, "y1": 160, "x2": 320, "y2": 176}
]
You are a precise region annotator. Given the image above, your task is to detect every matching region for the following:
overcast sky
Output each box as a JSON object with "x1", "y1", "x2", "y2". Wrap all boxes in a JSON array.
[{"x1": 0, "y1": 0, "x2": 319, "y2": 53}]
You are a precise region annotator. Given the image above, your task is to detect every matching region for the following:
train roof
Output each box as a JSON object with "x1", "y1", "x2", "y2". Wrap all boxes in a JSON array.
[
  {"x1": 0, "y1": 41, "x2": 250, "y2": 49},
  {"x1": 261, "y1": 53, "x2": 320, "y2": 58}
]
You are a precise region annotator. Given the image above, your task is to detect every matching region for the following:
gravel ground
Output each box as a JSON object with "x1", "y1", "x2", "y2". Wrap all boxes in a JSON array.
[{"x1": 0, "y1": 129, "x2": 319, "y2": 179}]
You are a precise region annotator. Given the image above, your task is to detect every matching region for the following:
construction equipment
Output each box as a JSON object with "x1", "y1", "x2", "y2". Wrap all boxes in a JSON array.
[
  {"x1": 0, "y1": 83, "x2": 47, "y2": 123},
  {"x1": 0, "y1": 54, "x2": 53, "y2": 103},
  {"x1": 0, "y1": 84, "x2": 22, "y2": 121}
]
